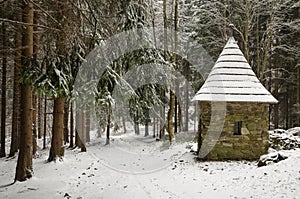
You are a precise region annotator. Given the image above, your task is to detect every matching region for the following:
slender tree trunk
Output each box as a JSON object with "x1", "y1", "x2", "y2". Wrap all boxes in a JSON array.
[
  {"x1": 297, "y1": 67, "x2": 300, "y2": 126},
  {"x1": 48, "y1": 97, "x2": 65, "y2": 162},
  {"x1": 173, "y1": 0, "x2": 179, "y2": 134},
  {"x1": 37, "y1": 96, "x2": 43, "y2": 139},
  {"x1": 15, "y1": 0, "x2": 34, "y2": 181},
  {"x1": 160, "y1": 0, "x2": 168, "y2": 140},
  {"x1": 69, "y1": 102, "x2": 74, "y2": 148},
  {"x1": 85, "y1": 111, "x2": 90, "y2": 143},
  {"x1": 174, "y1": 96, "x2": 178, "y2": 134},
  {"x1": 167, "y1": 92, "x2": 175, "y2": 142},
  {"x1": 32, "y1": 95, "x2": 37, "y2": 156},
  {"x1": 32, "y1": 7, "x2": 39, "y2": 156},
  {"x1": 106, "y1": 113, "x2": 111, "y2": 145},
  {"x1": 244, "y1": 0, "x2": 250, "y2": 61},
  {"x1": 145, "y1": 109, "x2": 149, "y2": 136},
  {"x1": 166, "y1": 0, "x2": 179, "y2": 142},
  {"x1": 184, "y1": 79, "x2": 189, "y2": 131},
  {"x1": 134, "y1": 123, "x2": 140, "y2": 136},
  {"x1": 256, "y1": 15, "x2": 261, "y2": 76},
  {"x1": 178, "y1": 103, "x2": 182, "y2": 132},
  {"x1": 153, "y1": 116, "x2": 156, "y2": 138},
  {"x1": 197, "y1": 114, "x2": 202, "y2": 155},
  {"x1": 9, "y1": 9, "x2": 22, "y2": 157},
  {"x1": 122, "y1": 116, "x2": 126, "y2": 134},
  {"x1": 285, "y1": 91, "x2": 289, "y2": 129},
  {"x1": 260, "y1": 0, "x2": 274, "y2": 81},
  {"x1": 43, "y1": 97, "x2": 47, "y2": 149},
  {"x1": 64, "y1": 101, "x2": 69, "y2": 144},
  {"x1": 0, "y1": 22, "x2": 7, "y2": 158},
  {"x1": 274, "y1": 68, "x2": 279, "y2": 129},
  {"x1": 160, "y1": 91, "x2": 165, "y2": 139}
]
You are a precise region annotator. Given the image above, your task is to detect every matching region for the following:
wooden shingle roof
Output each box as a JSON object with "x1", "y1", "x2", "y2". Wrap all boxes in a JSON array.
[{"x1": 192, "y1": 37, "x2": 278, "y2": 103}]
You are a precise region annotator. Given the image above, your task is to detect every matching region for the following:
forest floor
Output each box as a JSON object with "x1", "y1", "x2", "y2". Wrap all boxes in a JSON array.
[{"x1": 0, "y1": 129, "x2": 299, "y2": 199}]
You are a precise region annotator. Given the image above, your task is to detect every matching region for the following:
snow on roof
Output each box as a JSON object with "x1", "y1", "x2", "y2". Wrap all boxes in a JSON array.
[{"x1": 193, "y1": 37, "x2": 278, "y2": 103}]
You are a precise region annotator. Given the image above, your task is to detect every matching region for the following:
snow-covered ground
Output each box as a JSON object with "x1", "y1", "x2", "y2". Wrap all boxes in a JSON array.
[{"x1": 0, "y1": 130, "x2": 299, "y2": 199}]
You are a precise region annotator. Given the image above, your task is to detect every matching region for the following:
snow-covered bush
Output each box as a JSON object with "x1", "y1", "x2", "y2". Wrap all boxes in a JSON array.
[{"x1": 269, "y1": 128, "x2": 300, "y2": 150}]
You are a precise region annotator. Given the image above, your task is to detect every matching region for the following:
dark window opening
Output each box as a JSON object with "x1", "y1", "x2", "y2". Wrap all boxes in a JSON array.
[{"x1": 234, "y1": 121, "x2": 242, "y2": 135}]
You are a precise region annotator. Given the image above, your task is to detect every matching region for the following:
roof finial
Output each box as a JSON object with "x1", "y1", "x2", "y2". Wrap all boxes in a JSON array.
[{"x1": 229, "y1": 24, "x2": 235, "y2": 37}]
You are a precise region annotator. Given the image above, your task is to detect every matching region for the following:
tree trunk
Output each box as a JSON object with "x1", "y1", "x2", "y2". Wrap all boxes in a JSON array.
[
  {"x1": 244, "y1": 0, "x2": 250, "y2": 61},
  {"x1": 153, "y1": 116, "x2": 156, "y2": 138},
  {"x1": 85, "y1": 111, "x2": 90, "y2": 143},
  {"x1": 274, "y1": 68, "x2": 279, "y2": 129},
  {"x1": 160, "y1": 0, "x2": 168, "y2": 140},
  {"x1": 174, "y1": 0, "x2": 179, "y2": 134},
  {"x1": 197, "y1": 115, "x2": 203, "y2": 155},
  {"x1": 134, "y1": 123, "x2": 140, "y2": 136},
  {"x1": 285, "y1": 91, "x2": 289, "y2": 129},
  {"x1": 106, "y1": 113, "x2": 111, "y2": 145},
  {"x1": 9, "y1": 9, "x2": 22, "y2": 157},
  {"x1": 43, "y1": 97, "x2": 47, "y2": 149},
  {"x1": 178, "y1": 103, "x2": 182, "y2": 132},
  {"x1": 48, "y1": 97, "x2": 65, "y2": 162},
  {"x1": 260, "y1": 0, "x2": 274, "y2": 81},
  {"x1": 174, "y1": 96, "x2": 178, "y2": 134},
  {"x1": 64, "y1": 101, "x2": 69, "y2": 144},
  {"x1": 167, "y1": 92, "x2": 175, "y2": 142},
  {"x1": 32, "y1": 5, "x2": 39, "y2": 156},
  {"x1": 15, "y1": 0, "x2": 34, "y2": 181},
  {"x1": 256, "y1": 15, "x2": 261, "y2": 76},
  {"x1": 69, "y1": 102, "x2": 74, "y2": 148},
  {"x1": 297, "y1": 67, "x2": 300, "y2": 126},
  {"x1": 184, "y1": 79, "x2": 189, "y2": 131},
  {"x1": 37, "y1": 96, "x2": 43, "y2": 139},
  {"x1": 144, "y1": 109, "x2": 149, "y2": 136},
  {"x1": 122, "y1": 116, "x2": 126, "y2": 134},
  {"x1": 0, "y1": 22, "x2": 7, "y2": 158},
  {"x1": 32, "y1": 95, "x2": 37, "y2": 156}
]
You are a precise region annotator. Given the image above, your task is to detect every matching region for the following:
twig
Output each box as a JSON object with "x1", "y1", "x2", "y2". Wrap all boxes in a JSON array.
[
  {"x1": 0, "y1": 18, "x2": 60, "y2": 31},
  {"x1": 29, "y1": 0, "x2": 61, "y2": 26}
]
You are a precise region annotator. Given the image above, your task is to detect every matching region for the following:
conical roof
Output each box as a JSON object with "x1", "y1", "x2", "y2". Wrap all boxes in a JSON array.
[{"x1": 192, "y1": 37, "x2": 278, "y2": 103}]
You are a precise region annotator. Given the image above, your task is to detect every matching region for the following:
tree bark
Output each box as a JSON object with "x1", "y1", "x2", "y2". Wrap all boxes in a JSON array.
[
  {"x1": 274, "y1": 68, "x2": 279, "y2": 129},
  {"x1": 244, "y1": 0, "x2": 250, "y2": 61},
  {"x1": 184, "y1": 80, "x2": 189, "y2": 131},
  {"x1": 37, "y1": 96, "x2": 43, "y2": 139},
  {"x1": 48, "y1": 98, "x2": 65, "y2": 162},
  {"x1": 9, "y1": 8, "x2": 22, "y2": 157},
  {"x1": 297, "y1": 67, "x2": 300, "y2": 126},
  {"x1": 260, "y1": 0, "x2": 274, "y2": 81},
  {"x1": 15, "y1": 0, "x2": 34, "y2": 181},
  {"x1": 134, "y1": 123, "x2": 140, "y2": 135},
  {"x1": 32, "y1": 95, "x2": 37, "y2": 156},
  {"x1": 69, "y1": 102, "x2": 74, "y2": 148},
  {"x1": 106, "y1": 113, "x2": 111, "y2": 145},
  {"x1": 43, "y1": 97, "x2": 47, "y2": 149},
  {"x1": 153, "y1": 116, "x2": 156, "y2": 138},
  {"x1": 85, "y1": 111, "x2": 90, "y2": 143},
  {"x1": 144, "y1": 109, "x2": 149, "y2": 136},
  {"x1": 0, "y1": 22, "x2": 7, "y2": 158},
  {"x1": 167, "y1": 92, "x2": 175, "y2": 142},
  {"x1": 32, "y1": 6, "x2": 39, "y2": 156},
  {"x1": 122, "y1": 116, "x2": 126, "y2": 134},
  {"x1": 64, "y1": 101, "x2": 69, "y2": 144}
]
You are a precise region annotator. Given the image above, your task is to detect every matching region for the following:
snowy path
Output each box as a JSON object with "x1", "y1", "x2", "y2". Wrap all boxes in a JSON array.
[{"x1": 0, "y1": 132, "x2": 299, "y2": 199}]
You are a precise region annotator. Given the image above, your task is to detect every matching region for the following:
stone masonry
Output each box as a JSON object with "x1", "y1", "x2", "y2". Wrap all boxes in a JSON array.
[{"x1": 199, "y1": 101, "x2": 270, "y2": 160}]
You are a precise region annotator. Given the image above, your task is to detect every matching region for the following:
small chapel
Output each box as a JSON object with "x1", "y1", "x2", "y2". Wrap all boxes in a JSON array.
[{"x1": 192, "y1": 25, "x2": 278, "y2": 160}]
